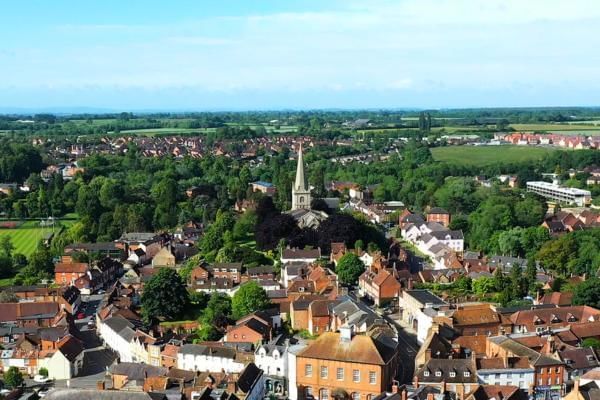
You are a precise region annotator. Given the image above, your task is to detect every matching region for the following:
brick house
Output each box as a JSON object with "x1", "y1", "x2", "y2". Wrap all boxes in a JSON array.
[
  {"x1": 54, "y1": 262, "x2": 89, "y2": 285},
  {"x1": 427, "y1": 207, "x2": 451, "y2": 227},
  {"x1": 358, "y1": 267, "x2": 401, "y2": 306},
  {"x1": 294, "y1": 328, "x2": 399, "y2": 400},
  {"x1": 224, "y1": 315, "x2": 272, "y2": 345},
  {"x1": 448, "y1": 304, "x2": 501, "y2": 336}
]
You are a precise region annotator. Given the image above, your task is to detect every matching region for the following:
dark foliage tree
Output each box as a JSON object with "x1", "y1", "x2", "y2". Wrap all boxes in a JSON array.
[{"x1": 141, "y1": 268, "x2": 189, "y2": 325}]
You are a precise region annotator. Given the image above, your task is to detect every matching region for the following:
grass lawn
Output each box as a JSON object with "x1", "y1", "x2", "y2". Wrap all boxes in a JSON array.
[
  {"x1": 0, "y1": 277, "x2": 13, "y2": 286},
  {"x1": 431, "y1": 145, "x2": 559, "y2": 166},
  {"x1": 0, "y1": 220, "x2": 73, "y2": 257}
]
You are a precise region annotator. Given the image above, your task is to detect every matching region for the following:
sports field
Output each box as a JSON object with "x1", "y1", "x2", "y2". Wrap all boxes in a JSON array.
[
  {"x1": 431, "y1": 145, "x2": 559, "y2": 166},
  {"x1": 0, "y1": 219, "x2": 75, "y2": 256}
]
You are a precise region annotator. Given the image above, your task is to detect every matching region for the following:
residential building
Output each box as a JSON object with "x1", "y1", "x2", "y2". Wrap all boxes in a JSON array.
[
  {"x1": 177, "y1": 343, "x2": 250, "y2": 373},
  {"x1": 398, "y1": 290, "x2": 449, "y2": 343},
  {"x1": 415, "y1": 357, "x2": 478, "y2": 395},
  {"x1": 526, "y1": 181, "x2": 592, "y2": 207},
  {"x1": 250, "y1": 181, "x2": 276, "y2": 196},
  {"x1": 295, "y1": 328, "x2": 399, "y2": 400},
  {"x1": 427, "y1": 207, "x2": 451, "y2": 227}
]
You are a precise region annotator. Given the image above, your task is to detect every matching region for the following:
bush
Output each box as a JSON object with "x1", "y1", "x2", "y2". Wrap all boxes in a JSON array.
[{"x1": 38, "y1": 367, "x2": 49, "y2": 377}]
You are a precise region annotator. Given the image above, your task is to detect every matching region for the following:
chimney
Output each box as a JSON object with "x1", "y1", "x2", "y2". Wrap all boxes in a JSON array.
[
  {"x1": 401, "y1": 388, "x2": 407, "y2": 400},
  {"x1": 96, "y1": 381, "x2": 105, "y2": 391},
  {"x1": 426, "y1": 394, "x2": 434, "y2": 400},
  {"x1": 425, "y1": 348, "x2": 432, "y2": 362},
  {"x1": 391, "y1": 380, "x2": 400, "y2": 394},
  {"x1": 441, "y1": 380, "x2": 446, "y2": 394}
]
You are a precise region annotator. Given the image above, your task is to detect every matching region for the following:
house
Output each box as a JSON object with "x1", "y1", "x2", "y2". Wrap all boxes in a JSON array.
[
  {"x1": 98, "y1": 316, "x2": 136, "y2": 362},
  {"x1": 476, "y1": 356, "x2": 534, "y2": 391},
  {"x1": 359, "y1": 267, "x2": 401, "y2": 306},
  {"x1": 427, "y1": 207, "x2": 451, "y2": 227},
  {"x1": 509, "y1": 306, "x2": 600, "y2": 334},
  {"x1": 177, "y1": 343, "x2": 250, "y2": 373},
  {"x1": 448, "y1": 304, "x2": 501, "y2": 336},
  {"x1": 397, "y1": 290, "x2": 449, "y2": 343},
  {"x1": 54, "y1": 262, "x2": 89, "y2": 285},
  {"x1": 295, "y1": 328, "x2": 399, "y2": 400},
  {"x1": 230, "y1": 362, "x2": 266, "y2": 400},
  {"x1": 281, "y1": 262, "x2": 310, "y2": 289},
  {"x1": 210, "y1": 263, "x2": 243, "y2": 283},
  {"x1": 487, "y1": 335, "x2": 566, "y2": 398},
  {"x1": 562, "y1": 380, "x2": 600, "y2": 400},
  {"x1": 281, "y1": 248, "x2": 321, "y2": 264},
  {"x1": 0, "y1": 302, "x2": 60, "y2": 328},
  {"x1": 64, "y1": 242, "x2": 124, "y2": 260},
  {"x1": 250, "y1": 181, "x2": 276, "y2": 196},
  {"x1": 151, "y1": 247, "x2": 176, "y2": 268},
  {"x1": 415, "y1": 357, "x2": 478, "y2": 395},
  {"x1": 41, "y1": 335, "x2": 85, "y2": 380},
  {"x1": 464, "y1": 385, "x2": 526, "y2": 400},
  {"x1": 255, "y1": 343, "x2": 287, "y2": 379},
  {"x1": 224, "y1": 315, "x2": 272, "y2": 345},
  {"x1": 330, "y1": 242, "x2": 347, "y2": 266}
]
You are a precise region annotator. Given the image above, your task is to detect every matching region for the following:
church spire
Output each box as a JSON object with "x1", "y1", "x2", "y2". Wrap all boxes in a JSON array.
[{"x1": 294, "y1": 143, "x2": 307, "y2": 191}]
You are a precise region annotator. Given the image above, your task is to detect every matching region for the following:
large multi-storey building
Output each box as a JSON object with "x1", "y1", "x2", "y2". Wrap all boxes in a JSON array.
[
  {"x1": 526, "y1": 181, "x2": 591, "y2": 206},
  {"x1": 294, "y1": 328, "x2": 398, "y2": 400}
]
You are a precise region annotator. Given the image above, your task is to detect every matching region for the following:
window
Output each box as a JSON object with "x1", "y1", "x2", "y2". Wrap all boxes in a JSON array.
[
  {"x1": 495, "y1": 373, "x2": 501, "y2": 379},
  {"x1": 337, "y1": 368, "x2": 344, "y2": 381},
  {"x1": 369, "y1": 371, "x2": 376, "y2": 384},
  {"x1": 424, "y1": 371, "x2": 430, "y2": 377},
  {"x1": 555, "y1": 377, "x2": 560, "y2": 385},
  {"x1": 449, "y1": 371, "x2": 456, "y2": 378},
  {"x1": 353, "y1": 369, "x2": 360, "y2": 383},
  {"x1": 547, "y1": 378, "x2": 551, "y2": 385},
  {"x1": 305, "y1": 387, "x2": 313, "y2": 398},
  {"x1": 556, "y1": 367, "x2": 560, "y2": 373},
  {"x1": 519, "y1": 373, "x2": 524, "y2": 379},
  {"x1": 321, "y1": 389, "x2": 329, "y2": 400},
  {"x1": 435, "y1": 371, "x2": 442, "y2": 377},
  {"x1": 464, "y1": 371, "x2": 471, "y2": 378},
  {"x1": 305, "y1": 364, "x2": 313, "y2": 377},
  {"x1": 352, "y1": 393, "x2": 360, "y2": 400},
  {"x1": 321, "y1": 366, "x2": 328, "y2": 379}
]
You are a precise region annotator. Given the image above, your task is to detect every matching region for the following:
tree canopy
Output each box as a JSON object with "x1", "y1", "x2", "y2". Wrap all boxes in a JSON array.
[
  {"x1": 141, "y1": 268, "x2": 189, "y2": 324},
  {"x1": 232, "y1": 281, "x2": 271, "y2": 320},
  {"x1": 335, "y1": 253, "x2": 365, "y2": 286}
]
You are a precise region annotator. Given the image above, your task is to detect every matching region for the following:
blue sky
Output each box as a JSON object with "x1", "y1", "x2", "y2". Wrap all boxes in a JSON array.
[{"x1": 1, "y1": 0, "x2": 600, "y2": 111}]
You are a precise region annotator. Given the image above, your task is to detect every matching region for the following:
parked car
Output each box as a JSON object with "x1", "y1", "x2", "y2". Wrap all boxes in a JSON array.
[
  {"x1": 76, "y1": 312, "x2": 86, "y2": 320},
  {"x1": 33, "y1": 375, "x2": 52, "y2": 383}
]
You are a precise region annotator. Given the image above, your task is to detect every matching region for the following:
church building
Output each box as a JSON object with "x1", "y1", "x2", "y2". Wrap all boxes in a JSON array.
[{"x1": 288, "y1": 144, "x2": 328, "y2": 229}]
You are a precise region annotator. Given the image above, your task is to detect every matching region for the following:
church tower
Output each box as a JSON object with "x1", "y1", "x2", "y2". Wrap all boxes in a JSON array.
[{"x1": 291, "y1": 143, "x2": 311, "y2": 210}]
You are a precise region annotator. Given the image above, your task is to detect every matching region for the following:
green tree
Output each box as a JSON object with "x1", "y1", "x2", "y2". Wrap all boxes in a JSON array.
[
  {"x1": 4, "y1": 366, "x2": 23, "y2": 388},
  {"x1": 0, "y1": 236, "x2": 14, "y2": 257},
  {"x1": 335, "y1": 253, "x2": 365, "y2": 286},
  {"x1": 582, "y1": 337, "x2": 600, "y2": 350},
  {"x1": 354, "y1": 240, "x2": 364, "y2": 251},
  {"x1": 472, "y1": 277, "x2": 496, "y2": 295},
  {"x1": 201, "y1": 293, "x2": 232, "y2": 329},
  {"x1": 38, "y1": 367, "x2": 49, "y2": 377},
  {"x1": 232, "y1": 281, "x2": 270, "y2": 320},
  {"x1": 141, "y1": 268, "x2": 189, "y2": 324},
  {"x1": 573, "y1": 278, "x2": 600, "y2": 309}
]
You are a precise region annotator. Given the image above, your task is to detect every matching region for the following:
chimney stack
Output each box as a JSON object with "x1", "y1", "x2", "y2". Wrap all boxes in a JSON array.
[{"x1": 96, "y1": 381, "x2": 105, "y2": 391}]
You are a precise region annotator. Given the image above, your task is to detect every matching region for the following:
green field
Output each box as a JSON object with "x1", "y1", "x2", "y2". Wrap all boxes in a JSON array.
[
  {"x1": 0, "y1": 219, "x2": 75, "y2": 256},
  {"x1": 431, "y1": 145, "x2": 559, "y2": 166}
]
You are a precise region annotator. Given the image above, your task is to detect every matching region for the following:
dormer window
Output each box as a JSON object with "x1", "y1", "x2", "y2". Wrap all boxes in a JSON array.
[
  {"x1": 435, "y1": 371, "x2": 442, "y2": 377},
  {"x1": 464, "y1": 371, "x2": 471, "y2": 377},
  {"x1": 299, "y1": 287, "x2": 305, "y2": 292},
  {"x1": 551, "y1": 314, "x2": 560, "y2": 323},
  {"x1": 423, "y1": 371, "x2": 430, "y2": 377},
  {"x1": 567, "y1": 314, "x2": 577, "y2": 322},
  {"x1": 449, "y1": 371, "x2": 456, "y2": 378},
  {"x1": 534, "y1": 316, "x2": 544, "y2": 325}
]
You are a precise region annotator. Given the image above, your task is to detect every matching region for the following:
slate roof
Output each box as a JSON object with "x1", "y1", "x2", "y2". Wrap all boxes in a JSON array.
[
  {"x1": 110, "y1": 362, "x2": 168, "y2": 380},
  {"x1": 236, "y1": 362, "x2": 263, "y2": 393},
  {"x1": 281, "y1": 248, "x2": 321, "y2": 259},
  {"x1": 416, "y1": 358, "x2": 478, "y2": 383},
  {"x1": 404, "y1": 290, "x2": 447, "y2": 306},
  {"x1": 179, "y1": 344, "x2": 237, "y2": 360}
]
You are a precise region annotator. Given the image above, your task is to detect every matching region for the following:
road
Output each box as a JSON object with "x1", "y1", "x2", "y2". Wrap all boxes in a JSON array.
[
  {"x1": 348, "y1": 290, "x2": 418, "y2": 384},
  {"x1": 23, "y1": 294, "x2": 116, "y2": 393}
]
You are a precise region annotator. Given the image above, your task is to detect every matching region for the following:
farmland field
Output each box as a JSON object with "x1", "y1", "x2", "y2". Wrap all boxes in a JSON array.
[{"x1": 431, "y1": 145, "x2": 559, "y2": 166}]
